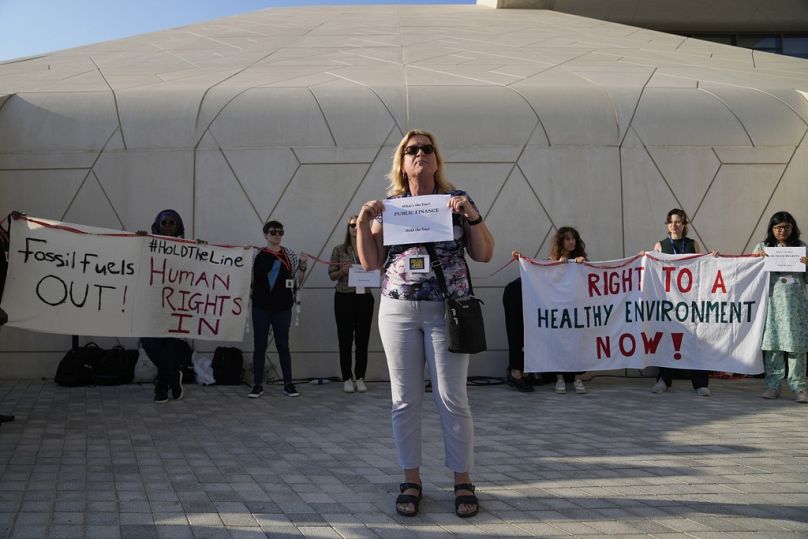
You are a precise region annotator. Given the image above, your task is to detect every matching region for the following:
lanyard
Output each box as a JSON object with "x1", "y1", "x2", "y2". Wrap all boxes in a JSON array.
[{"x1": 669, "y1": 237, "x2": 686, "y2": 254}]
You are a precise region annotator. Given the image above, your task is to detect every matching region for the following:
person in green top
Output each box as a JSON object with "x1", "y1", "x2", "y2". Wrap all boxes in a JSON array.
[{"x1": 754, "y1": 211, "x2": 808, "y2": 403}]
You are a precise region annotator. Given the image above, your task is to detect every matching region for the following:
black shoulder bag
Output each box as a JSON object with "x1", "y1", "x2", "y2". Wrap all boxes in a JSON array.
[{"x1": 424, "y1": 244, "x2": 487, "y2": 354}]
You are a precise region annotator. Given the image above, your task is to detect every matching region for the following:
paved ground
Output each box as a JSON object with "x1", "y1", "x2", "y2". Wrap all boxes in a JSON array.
[{"x1": 0, "y1": 375, "x2": 807, "y2": 538}]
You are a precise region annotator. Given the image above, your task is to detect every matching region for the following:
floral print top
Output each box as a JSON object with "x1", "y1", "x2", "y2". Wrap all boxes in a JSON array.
[{"x1": 380, "y1": 189, "x2": 477, "y2": 301}]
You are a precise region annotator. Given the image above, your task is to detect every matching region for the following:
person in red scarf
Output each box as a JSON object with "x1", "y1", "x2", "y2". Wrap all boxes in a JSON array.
[{"x1": 249, "y1": 220, "x2": 308, "y2": 398}]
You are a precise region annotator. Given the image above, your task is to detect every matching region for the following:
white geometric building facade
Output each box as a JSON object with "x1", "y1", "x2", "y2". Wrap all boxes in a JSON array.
[{"x1": 1, "y1": 5, "x2": 807, "y2": 378}]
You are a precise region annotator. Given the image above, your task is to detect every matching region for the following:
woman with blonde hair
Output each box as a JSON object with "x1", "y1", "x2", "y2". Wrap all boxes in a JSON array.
[{"x1": 357, "y1": 129, "x2": 494, "y2": 518}]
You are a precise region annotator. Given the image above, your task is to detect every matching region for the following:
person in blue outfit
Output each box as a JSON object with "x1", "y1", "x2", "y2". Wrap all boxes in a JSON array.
[
  {"x1": 140, "y1": 209, "x2": 187, "y2": 403},
  {"x1": 249, "y1": 220, "x2": 308, "y2": 399}
]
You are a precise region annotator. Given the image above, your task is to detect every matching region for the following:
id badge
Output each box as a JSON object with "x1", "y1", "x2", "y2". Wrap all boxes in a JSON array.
[
  {"x1": 285, "y1": 279, "x2": 295, "y2": 289},
  {"x1": 406, "y1": 254, "x2": 430, "y2": 273}
]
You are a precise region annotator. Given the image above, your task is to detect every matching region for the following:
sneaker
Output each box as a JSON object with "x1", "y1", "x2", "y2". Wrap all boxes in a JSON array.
[
  {"x1": 344, "y1": 380, "x2": 355, "y2": 393},
  {"x1": 761, "y1": 387, "x2": 781, "y2": 399},
  {"x1": 171, "y1": 370, "x2": 184, "y2": 401},
  {"x1": 248, "y1": 385, "x2": 264, "y2": 398},
  {"x1": 355, "y1": 379, "x2": 367, "y2": 393},
  {"x1": 796, "y1": 390, "x2": 808, "y2": 404},
  {"x1": 283, "y1": 384, "x2": 300, "y2": 397},
  {"x1": 573, "y1": 379, "x2": 587, "y2": 394},
  {"x1": 506, "y1": 369, "x2": 534, "y2": 392},
  {"x1": 651, "y1": 380, "x2": 668, "y2": 394},
  {"x1": 696, "y1": 387, "x2": 711, "y2": 397},
  {"x1": 154, "y1": 390, "x2": 169, "y2": 404},
  {"x1": 554, "y1": 379, "x2": 566, "y2": 394}
]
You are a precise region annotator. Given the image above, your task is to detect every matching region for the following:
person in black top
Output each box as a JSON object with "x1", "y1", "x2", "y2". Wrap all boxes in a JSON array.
[
  {"x1": 140, "y1": 209, "x2": 188, "y2": 403},
  {"x1": 249, "y1": 220, "x2": 308, "y2": 398},
  {"x1": 651, "y1": 208, "x2": 710, "y2": 396},
  {"x1": 0, "y1": 224, "x2": 16, "y2": 424}
]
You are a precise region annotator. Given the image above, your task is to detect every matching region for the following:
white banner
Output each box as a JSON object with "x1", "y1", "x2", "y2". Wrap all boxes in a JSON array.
[
  {"x1": 520, "y1": 253, "x2": 768, "y2": 374},
  {"x1": 1, "y1": 216, "x2": 253, "y2": 341}
]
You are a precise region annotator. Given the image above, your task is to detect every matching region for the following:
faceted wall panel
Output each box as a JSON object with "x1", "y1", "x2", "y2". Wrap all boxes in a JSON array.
[{"x1": 1, "y1": 6, "x2": 807, "y2": 379}]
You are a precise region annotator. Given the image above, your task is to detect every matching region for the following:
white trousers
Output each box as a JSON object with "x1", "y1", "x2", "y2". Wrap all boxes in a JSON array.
[{"x1": 378, "y1": 296, "x2": 474, "y2": 472}]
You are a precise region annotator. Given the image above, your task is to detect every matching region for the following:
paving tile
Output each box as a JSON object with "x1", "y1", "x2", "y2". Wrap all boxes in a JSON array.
[{"x1": 1, "y1": 378, "x2": 808, "y2": 537}]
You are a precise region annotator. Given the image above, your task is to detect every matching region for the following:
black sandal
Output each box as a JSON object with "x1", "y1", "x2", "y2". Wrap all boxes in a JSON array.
[
  {"x1": 454, "y1": 483, "x2": 479, "y2": 518},
  {"x1": 395, "y1": 482, "x2": 422, "y2": 517}
]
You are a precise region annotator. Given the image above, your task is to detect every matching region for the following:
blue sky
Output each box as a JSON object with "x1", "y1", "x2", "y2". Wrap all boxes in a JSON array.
[{"x1": 0, "y1": 0, "x2": 474, "y2": 62}]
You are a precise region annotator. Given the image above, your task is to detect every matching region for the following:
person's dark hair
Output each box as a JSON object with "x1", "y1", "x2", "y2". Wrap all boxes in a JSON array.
[
  {"x1": 665, "y1": 208, "x2": 689, "y2": 237},
  {"x1": 550, "y1": 226, "x2": 587, "y2": 260},
  {"x1": 263, "y1": 220, "x2": 283, "y2": 235},
  {"x1": 764, "y1": 211, "x2": 801, "y2": 247},
  {"x1": 342, "y1": 215, "x2": 358, "y2": 248},
  {"x1": 151, "y1": 209, "x2": 185, "y2": 238}
]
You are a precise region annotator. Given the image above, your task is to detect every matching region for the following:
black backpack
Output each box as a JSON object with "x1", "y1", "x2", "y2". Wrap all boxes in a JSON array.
[
  {"x1": 212, "y1": 347, "x2": 244, "y2": 385},
  {"x1": 55, "y1": 343, "x2": 105, "y2": 387},
  {"x1": 91, "y1": 346, "x2": 138, "y2": 385}
]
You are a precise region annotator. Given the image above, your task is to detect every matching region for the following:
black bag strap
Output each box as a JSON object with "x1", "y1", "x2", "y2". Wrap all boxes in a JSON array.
[{"x1": 423, "y1": 243, "x2": 474, "y2": 298}]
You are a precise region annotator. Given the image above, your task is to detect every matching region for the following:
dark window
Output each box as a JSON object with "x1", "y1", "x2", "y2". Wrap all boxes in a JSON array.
[
  {"x1": 783, "y1": 36, "x2": 808, "y2": 59},
  {"x1": 684, "y1": 32, "x2": 808, "y2": 60}
]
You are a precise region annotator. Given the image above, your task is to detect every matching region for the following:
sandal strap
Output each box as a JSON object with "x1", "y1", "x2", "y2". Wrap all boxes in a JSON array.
[
  {"x1": 453, "y1": 483, "x2": 475, "y2": 493},
  {"x1": 396, "y1": 493, "x2": 420, "y2": 505},
  {"x1": 399, "y1": 482, "x2": 422, "y2": 493},
  {"x1": 454, "y1": 494, "x2": 478, "y2": 508}
]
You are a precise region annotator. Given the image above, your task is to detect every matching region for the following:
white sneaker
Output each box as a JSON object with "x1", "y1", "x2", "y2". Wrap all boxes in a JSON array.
[
  {"x1": 355, "y1": 378, "x2": 367, "y2": 393},
  {"x1": 554, "y1": 379, "x2": 566, "y2": 394},
  {"x1": 696, "y1": 387, "x2": 711, "y2": 397},
  {"x1": 651, "y1": 380, "x2": 668, "y2": 394},
  {"x1": 573, "y1": 379, "x2": 587, "y2": 394},
  {"x1": 796, "y1": 390, "x2": 808, "y2": 404},
  {"x1": 761, "y1": 387, "x2": 780, "y2": 399},
  {"x1": 343, "y1": 380, "x2": 355, "y2": 393}
]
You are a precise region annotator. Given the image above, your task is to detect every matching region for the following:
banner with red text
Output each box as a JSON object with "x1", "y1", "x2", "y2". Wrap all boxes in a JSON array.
[
  {"x1": 1, "y1": 216, "x2": 252, "y2": 341},
  {"x1": 520, "y1": 253, "x2": 768, "y2": 374}
]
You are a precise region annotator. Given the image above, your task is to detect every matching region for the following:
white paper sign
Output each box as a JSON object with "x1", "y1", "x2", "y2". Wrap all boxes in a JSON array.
[
  {"x1": 520, "y1": 253, "x2": 768, "y2": 374},
  {"x1": 1, "y1": 216, "x2": 253, "y2": 341},
  {"x1": 347, "y1": 265, "x2": 381, "y2": 288},
  {"x1": 383, "y1": 194, "x2": 453, "y2": 246},
  {"x1": 763, "y1": 246, "x2": 806, "y2": 272}
]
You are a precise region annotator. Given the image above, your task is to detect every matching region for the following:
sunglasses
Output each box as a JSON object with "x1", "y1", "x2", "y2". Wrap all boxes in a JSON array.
[
  {"x1": 349, "y1": 223, "x2": 357, "y2": 228},
  {"x1": 403, "y1": 144, "x2": 435, "y2": 156},
  {"x1": 160, "y1": 219, "x2": 176, "y2": 226},
  {"x1": 267, "y1": 229, "x2": 284, "y2": 236}
]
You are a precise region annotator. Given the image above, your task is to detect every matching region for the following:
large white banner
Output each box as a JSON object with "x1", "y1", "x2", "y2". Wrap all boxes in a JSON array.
[
  {"x1": 1, "y1": 216, "x2": 253, "y2": 341},
  {"x1": 520, "y1": 253, "x2": 768, "y2": 374}
]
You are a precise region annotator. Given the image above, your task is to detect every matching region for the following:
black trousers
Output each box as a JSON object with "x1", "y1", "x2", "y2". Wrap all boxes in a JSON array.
[
  {"x1": 334, "y1": 291, "x2": 374, "y2": 381},
  {"x1": 502, "y1": 278, "x2": 524, "y2": 372},
  {"x1": 141, "y1": 337, "x2": 184, "y2": 393},
  {"x1": 657, "y1": 367, "x2": 709, "y2": 389}
]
